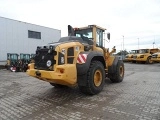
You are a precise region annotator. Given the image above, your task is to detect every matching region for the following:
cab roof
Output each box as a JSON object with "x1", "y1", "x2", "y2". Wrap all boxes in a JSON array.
[{"x1": 74, "y1": 25, "x2": 106, "y2": 31}]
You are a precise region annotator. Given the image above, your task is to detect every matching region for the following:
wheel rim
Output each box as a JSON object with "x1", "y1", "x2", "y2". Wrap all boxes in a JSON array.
[
  {"x1": 148, "y1": 58, "x2": 152, "y2": 63},
  {"x1": 119, "y1": 66, "x2": 124, "y2": 77},
  {"x1": 94, "y1": 70, "x2": 102, "y2": 87}
]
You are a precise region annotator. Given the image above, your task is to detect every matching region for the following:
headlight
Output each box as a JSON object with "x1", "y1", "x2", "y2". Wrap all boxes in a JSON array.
[{"x1": 46, "y1": 60, "x2": 52, "y2": 67}]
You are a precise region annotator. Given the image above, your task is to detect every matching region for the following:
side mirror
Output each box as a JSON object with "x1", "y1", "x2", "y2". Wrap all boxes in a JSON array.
[{"x1": 107, "y1": 33, "x2": 110, "y2": 40}]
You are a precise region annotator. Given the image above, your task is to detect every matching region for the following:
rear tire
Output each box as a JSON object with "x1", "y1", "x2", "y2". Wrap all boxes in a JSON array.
[
  {"x1": 79, "y1": 61, "x2": 105, "y2": 95},
  {"x1": 109, "y1": 60, "x2": 124, "y2": 83}
]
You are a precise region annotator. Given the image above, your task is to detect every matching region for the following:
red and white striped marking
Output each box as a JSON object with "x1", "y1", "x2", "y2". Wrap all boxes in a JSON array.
[{"x1": 77, "y1": 54, "x2": 88, "y2": 63}]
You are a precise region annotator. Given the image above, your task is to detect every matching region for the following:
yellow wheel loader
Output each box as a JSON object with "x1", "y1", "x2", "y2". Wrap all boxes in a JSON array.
[
  {"x1": 27, "y1": 25, "x2": 124, "y2": 95},
  {"x1": 133, "y1": 48, "x2": 159, "y2": 64},
  {"x1": 124, "y1": 50, "x2": 139, "y2": 62},
  {"x1": 151, "y1": 52, "x2": 160, "y2": 63}
]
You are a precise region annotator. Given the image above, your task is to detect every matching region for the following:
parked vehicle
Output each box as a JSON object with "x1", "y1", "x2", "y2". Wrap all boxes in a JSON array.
[
  {"x1": 151, "y1": 52, "x2": 160, "y2": 63},
  {"x1": 5, "y1": 53, "x2": 19, "y2": 71},
  {"x1": 132, "y1": 48, "x2": 159, "y2": 64},
  {"x1": 125, "y1": 50, "x2": 139, "y2": 62}
]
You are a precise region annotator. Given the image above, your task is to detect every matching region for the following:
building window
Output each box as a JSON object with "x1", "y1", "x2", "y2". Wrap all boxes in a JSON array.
[{"x1": 28, "y1": 30, "x2": 41, "y2": 39}]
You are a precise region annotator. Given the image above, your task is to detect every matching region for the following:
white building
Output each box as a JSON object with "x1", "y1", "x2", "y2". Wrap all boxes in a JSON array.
[{"x1": 0, "y1": 16, "x2": 61, "y2": 63}]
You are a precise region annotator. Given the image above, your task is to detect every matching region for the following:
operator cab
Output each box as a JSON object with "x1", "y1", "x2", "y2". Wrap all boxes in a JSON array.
[
  {"x1": 139, "y1": 49, "x2": 149, "y2": 54},
  {"x1": 6, "y1": 53, "x2": 19, "y2": 69},
  {"x1": 72, "y1": 25, "x2": 110, "y2": 48},
  {"x1": 20, "y1": 54, "x2": 31, "y2": 61},
  {"x1": 7, "y1": 53, "x2": 19, "y2": 61}
]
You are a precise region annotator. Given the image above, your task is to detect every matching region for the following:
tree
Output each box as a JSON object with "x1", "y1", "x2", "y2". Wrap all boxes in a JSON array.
[{"x1": 116, "y1": 50, "x2": 129, "y2": 56}]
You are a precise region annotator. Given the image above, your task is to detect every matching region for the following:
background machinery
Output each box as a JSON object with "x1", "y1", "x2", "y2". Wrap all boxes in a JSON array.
[
  {"x1": 132, "y1": 48, "x2": 159, "y2": 64},
  {"x1": 125, "y1": 49, "x2": 139, "y2": 62},
  {"x1": 151, "y1": 51, "x2": 160, "y2": 63},
  {"x1": 5, "y1": 53, "x2": 19, "y2": 71},
  {"x1": 17, "y1": 53, "x2": 31, "y2": 72},
  {"x1": 5, "y1": 53, "x2": 35, "y2": 72},
  {"x1": 30, "y1": 54, "x2": 36, "y2": 63},
  {"x1": 27, "y1": 25, "x2": 125, "y2": 95}
]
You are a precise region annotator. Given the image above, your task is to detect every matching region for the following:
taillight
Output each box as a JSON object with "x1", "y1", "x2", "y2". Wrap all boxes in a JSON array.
[{"x1": 60, "y1": 69, "x2": 64, "y2": 73}]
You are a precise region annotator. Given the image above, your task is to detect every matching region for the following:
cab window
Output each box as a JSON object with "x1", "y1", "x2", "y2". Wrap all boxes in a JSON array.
[
  {"x1": 75, "y1": 28, "x2": 93, "y2": 40},
  {"x1": 96, "y1": 29, "x2": 103, "y2": 47}
]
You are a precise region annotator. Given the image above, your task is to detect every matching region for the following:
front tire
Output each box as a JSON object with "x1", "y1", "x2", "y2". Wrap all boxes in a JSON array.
[
  {"x1": 79, "y1": 61, "x2": 105, "y2": 95},
  {"x1": 146, "y1": 57, "x2": 152, "y2": 64},
  {"x1": 109, "y1": 60, "x2": 124, "y2": 83}
]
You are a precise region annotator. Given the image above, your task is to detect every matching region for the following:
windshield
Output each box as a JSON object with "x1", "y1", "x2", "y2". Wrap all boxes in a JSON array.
[
  {"x1": 139, "y1": 49, "x2": 149, "y2": 54},
  {"x1": 130, "y1": 50, "x2": 139, "y2": 54},
  {"x1": 75, "y1": 28, "x2": 93, "y2": 40},
  {"x1": 25, "y1": 55, "x2": 30, "y2": 60},
  {"x1": 20, "y1": 54, "x2": 30, "y2": 60},
  {"x1": 10, "y1": 54, "x2": 18, "y2": 60}
]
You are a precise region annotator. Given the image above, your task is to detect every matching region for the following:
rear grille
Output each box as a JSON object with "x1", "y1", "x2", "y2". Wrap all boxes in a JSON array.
[
  {"x1": 35, "y1": 49, "x2": 56, "y2": 70},
  {"x1": 67, "y1": 47, "x2": 74, "y2": 64},
  {"x1": 68, "y1": 47, "x2": 74, "y2": 56}
]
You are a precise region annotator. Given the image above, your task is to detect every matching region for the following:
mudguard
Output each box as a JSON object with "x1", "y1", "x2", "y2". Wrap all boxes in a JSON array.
[
  {"x1": 76, "y1": 51, "x2": 106, "y2": 86},
  {"x1": 108, "y1": 56, "x2": 121, "y2": 74}
]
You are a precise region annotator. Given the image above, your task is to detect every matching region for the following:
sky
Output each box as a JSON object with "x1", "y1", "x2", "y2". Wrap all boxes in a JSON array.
[{"x1": 0, "y1": 0, "x2": 160, "y2": 52}]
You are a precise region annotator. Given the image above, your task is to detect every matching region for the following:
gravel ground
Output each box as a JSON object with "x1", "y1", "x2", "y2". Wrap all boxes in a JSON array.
[{"x1": 0, "y1": 63, "x2": 160, "y2": 120}]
